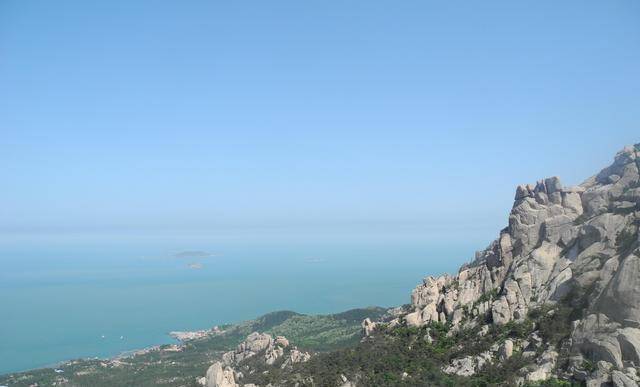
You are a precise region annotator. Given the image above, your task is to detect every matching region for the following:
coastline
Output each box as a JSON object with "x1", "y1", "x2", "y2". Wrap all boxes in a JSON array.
[
  {"x1": 2, "y1": 329, "x2": 197, "y2": 377},
  {"x1": 0, "y1": 306, "x2": 388, "y2": 386}
]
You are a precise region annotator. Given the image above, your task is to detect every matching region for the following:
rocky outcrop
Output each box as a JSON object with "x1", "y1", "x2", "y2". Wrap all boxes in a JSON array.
[
  {"x1": 402, "y1": 172, "x2": 586, "y2": 331},
  {"x1": 281, "y1": 348, "x2": 311, "y2": 368},
  {"x1": 222, "y1": 332, "x2": 274, "y2": 365},
  {"x1": 382, "y1": 144, "x2": 640, "y2": 384},
  {"x1": 205, "y1": 362, "x2": 238, "y2": 387},
  {"x1": 361, "y1": 318, "x2": 377, "y2": 336},
  {"x1": 612, "y1": 369, "x2": 639, "y2": 387},
  {"x1": 499, "y1": 339, "x2": 513, "y2": 361},
  {"x1": 524, "y1": 348, "x2": 558, "y2": 382},
  {"x1": 442, "y1": 353, "x2": 492, "y2": 377},
  {"x1": 209, "y1": 144, "x2": 640, "y2": 386},
  {"x1": 204, "y1": 332, "x2": 311, "y2": 387}
]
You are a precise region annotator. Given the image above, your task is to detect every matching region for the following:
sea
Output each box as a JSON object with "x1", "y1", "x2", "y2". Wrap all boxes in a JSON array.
[{"x1": 0, "y1": 229, "x2": 487, "y2": 374}]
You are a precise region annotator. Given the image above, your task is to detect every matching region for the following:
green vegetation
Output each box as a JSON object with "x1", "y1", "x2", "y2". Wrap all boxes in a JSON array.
[
  {"x1": 572, "y1": 212, "x2": 590, "y2": 225},
  {"x1": 616, "y1": 225, "x2": 638, "y2": 254},
  {"x1": 523, "y1": 379, "x2": 581, "y2": 387},
  {"x1": 256, "y1": 323, "x2": 461, "y2": 387},
  {"x1": 246, "y1": 291, "x2": 584, "y2": 387},
  {"x1": 266, "y1": 307, "x2": 387, "y2": 351},
  {"x1": 268, "y1": 315, "x2": 361, "y2": 350},
  {"x1": 332, "y1": 307, "x2": 388, "y2": 323},
  {"x1": 252, "y1": 310, "x2": 302, "y2": 331},
  {"x1": 528, "y1": 304, "x2": 573, "y2": 349},
  {"x1": 475, "y1": 288, "x2": 499, "y2": 305},
  {"x1": 581, "y1": 360, "x2": 595, "y2": 373},
  {"x1": 241, "y1": 317, "x2": 545, "y2": 387},
  {"x1": 446, "y1": 318, "x2": 534, "y2": 362}
]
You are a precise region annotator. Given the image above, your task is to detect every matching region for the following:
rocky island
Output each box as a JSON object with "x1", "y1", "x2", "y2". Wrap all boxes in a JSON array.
[{"x1": 2, "y1": 144, "x2": 640, "y2": 386}]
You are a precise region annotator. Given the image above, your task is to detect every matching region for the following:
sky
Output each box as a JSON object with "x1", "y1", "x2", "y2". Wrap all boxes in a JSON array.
[{"x1": 1, "y1": 0, "x2": 639, "y2": 241}]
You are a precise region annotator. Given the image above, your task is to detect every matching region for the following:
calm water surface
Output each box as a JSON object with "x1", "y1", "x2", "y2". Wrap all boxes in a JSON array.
[{"x1": 0, "y1": 231, "x2": 485, "y2": 374}]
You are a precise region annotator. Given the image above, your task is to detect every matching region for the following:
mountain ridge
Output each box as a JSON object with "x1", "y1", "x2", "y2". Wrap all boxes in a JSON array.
[{"x1": 206, "y1": 143, "x2": 640, "y2": 386}]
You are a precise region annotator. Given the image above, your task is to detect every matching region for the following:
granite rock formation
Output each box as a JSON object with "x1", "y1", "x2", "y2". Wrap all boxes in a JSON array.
[
  {"x1": 203, "y1": 144, "x2": 640, "y2": 386},
  {"x1": 204, "y1": 332, "x2": 311, "y2": 387},
  {"x1": 385, "y1": 144, "x2": 640, "y2": 385}
]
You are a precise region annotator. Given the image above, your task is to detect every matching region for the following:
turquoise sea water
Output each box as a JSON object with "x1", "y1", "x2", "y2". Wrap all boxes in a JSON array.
[{"x1": 0, "y1": 231, "x2": 484, "y2": 374}]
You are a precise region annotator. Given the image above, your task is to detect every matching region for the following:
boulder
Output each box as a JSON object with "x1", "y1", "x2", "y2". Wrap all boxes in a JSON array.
[
  {"x1": 491, "y1": 296, "x2": 511, "y2": 325},
  {"x1": 612, "y1": 370, "x2": 637, "y2": 387},
  {"x1": 597, "y1": 254, "x2": 640, "y2": 324},
  {"x1": 443, "y1": 356, "x2": 475, "y2": 377},
  {"x1": 274, "y1": 336, "x2": 290, "y2": 348},
  {"x1": 362, "y1": 318, "x2": 377, "y2": 336},
  {"x1": 205, "y1": 362, "x2": 238, "y2": 387},
  {"x1": 499, "y1": 339, "x2": 513, "y2": 361},
  {"x1": 281, "y1": 348, "x2": 311, "y2": 368},
  {"x1": 572, "y1": 314, "x2": 624, "y2": 368},
  {"x1": 525, "y1": 349, "x2": 558, "y2": 382}
]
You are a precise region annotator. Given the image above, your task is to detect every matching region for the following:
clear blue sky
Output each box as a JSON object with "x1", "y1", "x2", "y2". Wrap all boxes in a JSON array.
[{"x1": 1, "y1": 1, "x2": 639, "y2": 239}]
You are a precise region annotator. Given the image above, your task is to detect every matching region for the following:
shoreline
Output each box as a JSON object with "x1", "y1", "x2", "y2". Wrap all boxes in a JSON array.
[
  {"x1": 0, "y1": 305, "x2": 390, "y2": 386},
  {"x1": 1, "y1": 306, "x2": 390, "y2": 379},
  {"x1": 1, "y1": 330, "x2": 197, "y2": 377}
]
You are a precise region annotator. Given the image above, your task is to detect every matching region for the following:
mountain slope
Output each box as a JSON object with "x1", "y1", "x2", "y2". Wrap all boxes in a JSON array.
[{"x1": 201, "y1": 144, "x2": 640, "y2": 387}]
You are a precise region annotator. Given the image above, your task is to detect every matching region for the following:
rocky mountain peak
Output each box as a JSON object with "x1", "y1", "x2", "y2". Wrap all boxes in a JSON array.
[
  {"x1": 392, "y1": 144, "x2": 640, "y2": 384},
  {"x1": 196, "y1": 143, "x2": 640, "y2": 386},
  {"x1": 203, "y1": 332, "x2": 311, "y2": 387}
]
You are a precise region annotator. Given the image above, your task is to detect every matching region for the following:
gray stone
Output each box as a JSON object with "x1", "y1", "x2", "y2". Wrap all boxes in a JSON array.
[
  {"x1": 205, "y1": 362, "x2": 238, "y2": 387},
  {"x1": 597, "y1": 254, "x2": 640, "y2": 324},
  {"x1": 612, "y1": 370, "x2": 638, "y2": 387},
  {"x1": 499, "y1": 339, "x2": 513, "y2": 361},
  {"x1": 443, "y1": 353, "x2": 491, "y2": 377},
  {"x1": 362, "y1": 318, "x2": 377, "y2": 336},
  {"x1": 491, "y1": 296, "x2": 511, "y2": 325},
  {"x1": 525, "y1": 349, "x2": 558, "y2": 382}
]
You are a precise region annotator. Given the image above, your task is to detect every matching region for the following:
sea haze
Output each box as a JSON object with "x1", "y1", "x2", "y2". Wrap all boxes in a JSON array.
[{"x1": 0, "y1": 230, "x2": 484, "y2": 374}]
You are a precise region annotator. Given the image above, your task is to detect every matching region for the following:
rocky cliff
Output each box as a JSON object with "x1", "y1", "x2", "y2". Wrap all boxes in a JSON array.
[
  {"x1": 381, "y1": 143, "x2": 640, "y2": 385},
  {"x1": 202, "y1": 144, "x2": 640, "y2": 386},
  {"x1": 202, "y1": 332, "x2": 311, "y2": 387}
]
